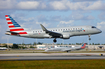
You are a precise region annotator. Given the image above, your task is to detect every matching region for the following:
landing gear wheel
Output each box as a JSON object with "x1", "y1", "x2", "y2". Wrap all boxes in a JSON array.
[
  {"x1": 89, "y1": 38, "x2": 91, "y2": 40},
  {"x1": 88, "y1": 35, "x2": 91, "y2": 40},
  {"x1": 53, "y1": 38, "x2": 57, "y2": 43},
  {"x1": 67, "y1": 51, "x2": 70, "y2": 53}
]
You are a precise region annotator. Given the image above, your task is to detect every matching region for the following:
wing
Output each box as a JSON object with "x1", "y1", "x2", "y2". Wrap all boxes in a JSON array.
[{"x1": 40, "y1": 24, "x2": 62, "y2": 37}]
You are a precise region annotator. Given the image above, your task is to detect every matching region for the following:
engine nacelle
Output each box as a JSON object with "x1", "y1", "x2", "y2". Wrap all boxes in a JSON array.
[{"x1": 61, "y1": 34, "x2": 70, "y2": 39}]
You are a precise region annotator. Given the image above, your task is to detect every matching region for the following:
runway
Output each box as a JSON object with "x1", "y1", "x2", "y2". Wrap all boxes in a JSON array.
[{"x1": 0, "y1": 53, "x2": 105, "y2": 60}]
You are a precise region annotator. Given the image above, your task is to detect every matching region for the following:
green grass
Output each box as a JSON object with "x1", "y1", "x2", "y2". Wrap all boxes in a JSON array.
[{"x1": 0, "y1": 60, "x2": 105, "y2": 69}]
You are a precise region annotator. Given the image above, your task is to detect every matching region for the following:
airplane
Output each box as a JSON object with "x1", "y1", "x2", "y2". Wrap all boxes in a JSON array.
[
  {"x1": 45, "y1": 43, "x2": 86, "y2": 52},
  {"x1": 0, "y1": 47, "x2": 7, "y2": 50},
  {"x1": 5, "y1": 15, "x2": 102, "y2": 43}
]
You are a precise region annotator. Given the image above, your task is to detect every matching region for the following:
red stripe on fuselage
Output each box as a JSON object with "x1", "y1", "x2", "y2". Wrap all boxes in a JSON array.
[
  {"x1": 10, "y1": 28, "x2": 24, "y2": 31},
  {"x1": 19, "y1": 32, "x2": 27, "y2": 34}
]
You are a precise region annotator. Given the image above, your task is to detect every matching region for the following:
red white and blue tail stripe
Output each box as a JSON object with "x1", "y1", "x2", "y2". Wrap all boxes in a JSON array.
[
  {"x1": 5, "y1": 15, "x2": 27, "y2": 35},
  {"x1": 81, "y1": 43, "x2": 86, "y2": 49}
]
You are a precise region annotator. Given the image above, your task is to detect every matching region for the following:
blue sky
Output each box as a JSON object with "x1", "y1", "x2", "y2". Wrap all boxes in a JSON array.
[{"x1": 0, "y1": 0, "x2": 105, "y2": 44}]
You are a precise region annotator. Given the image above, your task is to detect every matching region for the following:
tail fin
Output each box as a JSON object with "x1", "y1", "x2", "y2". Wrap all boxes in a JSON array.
[
  {"x1": 5, "y1": 15, "x2": 27, "y2": 35},
  {"x1": 81, "y1": 43, "x2": 86, "y2": 49},
  {"x1": 55, "y1": 46, "x2": 58, "y2": 48}
]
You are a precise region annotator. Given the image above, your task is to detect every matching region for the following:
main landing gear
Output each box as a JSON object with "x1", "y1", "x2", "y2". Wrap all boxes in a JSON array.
[
  {"x1": 88, "y1": 35, "x2": 91, "y2": 40},
  {"x1": 53, "y1": 38, "x2": 57, "y2": 43},
  {"x1": 67, "y1": 51, "x2": 70, "y2": 53}
]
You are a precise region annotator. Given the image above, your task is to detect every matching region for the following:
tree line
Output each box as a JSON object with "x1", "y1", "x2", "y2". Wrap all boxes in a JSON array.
[{"x1": 0, "y1": 42, "x2": 105, "y2": 49}]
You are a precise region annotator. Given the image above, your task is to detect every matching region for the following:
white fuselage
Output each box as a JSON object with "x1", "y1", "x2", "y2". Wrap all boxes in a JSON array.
[
  {"x1": 20, "y1": 26, "x2": 101, "y2": 39},
  {"x1": 45, "y1": 46, "x2": 81, "y2": 52},
  {"x1": 5, "y1": 15, "x2": 102, "y2": 42}
]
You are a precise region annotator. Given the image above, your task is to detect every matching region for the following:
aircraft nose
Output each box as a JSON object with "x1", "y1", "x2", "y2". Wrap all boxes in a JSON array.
[{"x1": 98, "y1": 30, "x2": 102, "y2": 33}]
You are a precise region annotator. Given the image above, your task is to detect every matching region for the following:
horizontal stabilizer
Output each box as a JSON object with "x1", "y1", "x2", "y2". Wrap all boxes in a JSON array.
[{"x1": 6, "y1": 31, "x2": 19, "y2": 34}]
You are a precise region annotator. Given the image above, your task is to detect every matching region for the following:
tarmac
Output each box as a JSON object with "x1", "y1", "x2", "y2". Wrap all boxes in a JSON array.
[{"x1": 0, "y1": 53, "x2": 105, "y2": 60}]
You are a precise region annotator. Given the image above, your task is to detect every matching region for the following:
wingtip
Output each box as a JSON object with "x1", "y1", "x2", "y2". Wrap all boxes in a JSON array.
[
  {"x1": 40, "y1": 24, "x2": 43, "y2": 26},
  {"x1": 40, "y1": 24, "x2": 47, "y2": 31}
]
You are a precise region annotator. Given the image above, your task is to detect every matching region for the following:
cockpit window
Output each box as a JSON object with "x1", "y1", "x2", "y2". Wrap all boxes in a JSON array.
[{"x1": 92, "y1": 26, "x2": 96, "y2": 28}]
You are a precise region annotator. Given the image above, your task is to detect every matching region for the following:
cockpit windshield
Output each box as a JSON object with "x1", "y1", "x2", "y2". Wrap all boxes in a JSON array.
[{"x1": 92, "y1": 26, "x2": 96, "y2": 28}]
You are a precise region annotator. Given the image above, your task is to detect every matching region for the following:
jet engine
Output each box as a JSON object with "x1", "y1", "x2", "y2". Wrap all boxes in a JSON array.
[{"x1": 61, "y1": 34, "x2": 70, "y2": 39}]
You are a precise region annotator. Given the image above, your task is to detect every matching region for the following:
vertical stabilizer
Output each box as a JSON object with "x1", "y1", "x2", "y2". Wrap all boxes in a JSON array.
[
  {"x1": 5, "y1": 15, "x2": 27, "y2": 35},
  {"x1": 81, "y1": 43, "x2": 86, "y2": 49}
]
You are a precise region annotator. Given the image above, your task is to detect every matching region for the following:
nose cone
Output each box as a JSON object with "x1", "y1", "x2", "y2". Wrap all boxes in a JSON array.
[{"x1": 98, "y1": 30, "x2": 102, "y2": 33}]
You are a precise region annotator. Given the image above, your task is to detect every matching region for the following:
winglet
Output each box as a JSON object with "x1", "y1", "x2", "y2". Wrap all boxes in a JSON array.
[{"x1": 40, "y1": 24, "x2": 47, "y2": 31}]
